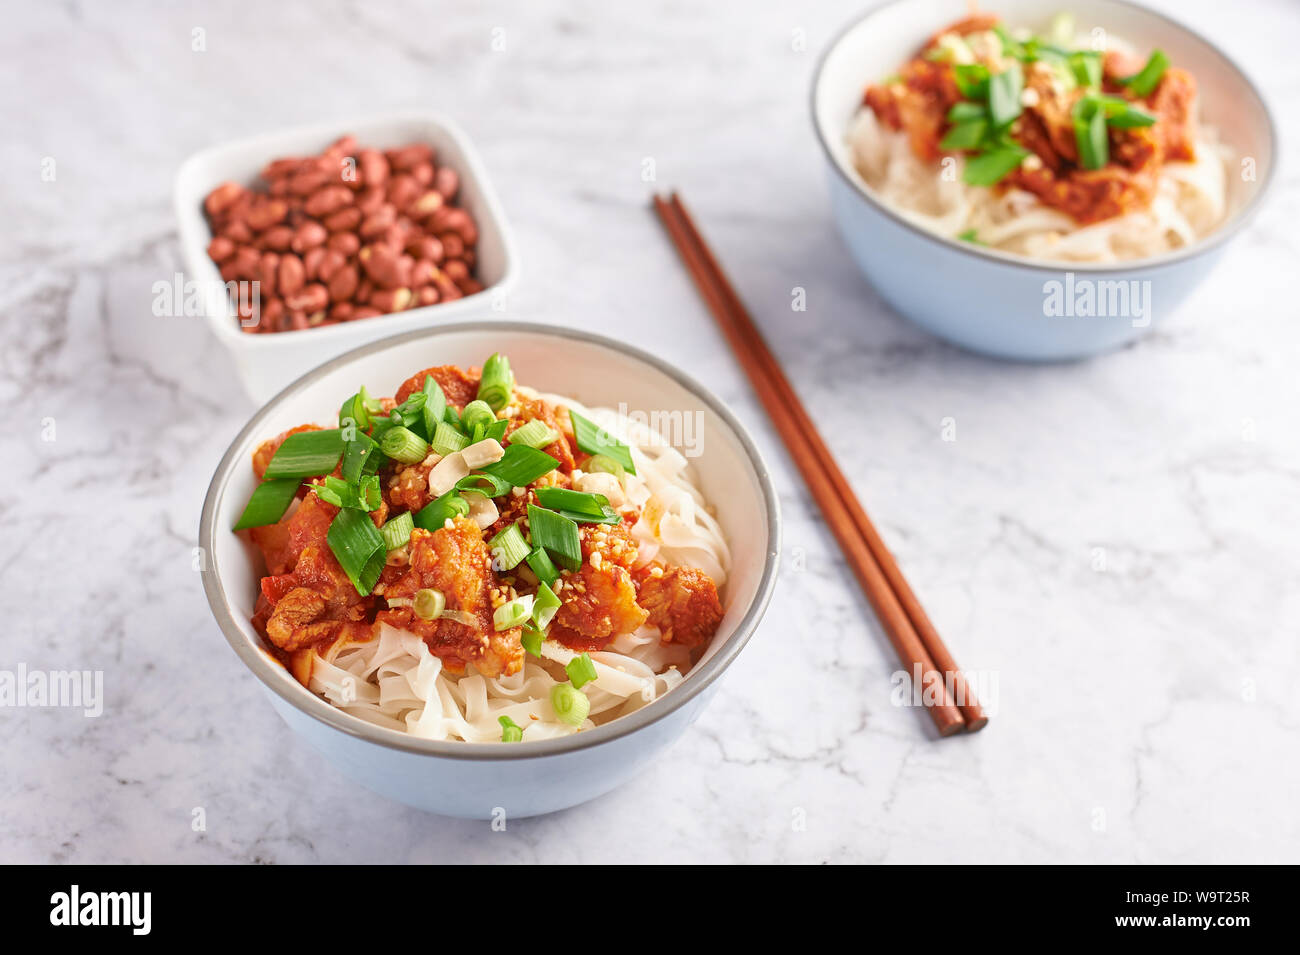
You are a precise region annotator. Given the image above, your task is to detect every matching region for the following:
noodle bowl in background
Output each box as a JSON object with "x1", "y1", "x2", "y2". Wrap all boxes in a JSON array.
[
  {"x1": 811, "y1": 0, "x2": 1276, "y2": 359},
  {"x1": 847, "y1": 12, "x2": 1233, "y2": 263}
]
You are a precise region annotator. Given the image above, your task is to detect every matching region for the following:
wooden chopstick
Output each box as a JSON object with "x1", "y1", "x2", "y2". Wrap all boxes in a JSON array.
[{"x1": 652, "y1": 192, "x2": 985, "y2": 736}]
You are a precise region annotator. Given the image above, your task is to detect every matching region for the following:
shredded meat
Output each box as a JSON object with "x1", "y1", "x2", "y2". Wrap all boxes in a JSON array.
[
  {"x1": 262, "y1": 545, "x2": 372, "y2": 652},
  {"x1": 1149, "y1": 67, "x2": 1197, "y2": 162},
  {"x1": 378, "y1": 522, "x2": 523, "y2": 677},
  {"x1": 393, "y1": 364, "x2": 480, "y2": 407},
  {"x1": 550, "y1": 561, "x2": 648, "y2": 651},
  {"x1": 385, "y1": 452, "x2": 441, "y2": 512},
  {"x1": 634, "y1": 565, "x2": 724, "y2": 648}
]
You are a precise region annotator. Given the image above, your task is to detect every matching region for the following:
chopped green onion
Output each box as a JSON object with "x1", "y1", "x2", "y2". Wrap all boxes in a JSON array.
[
  {"x1": 940, "y1": 119, "x2": 988, "y2": 151},
  {"x1": 1122, "y1": 49, "x2": 1169, "y2": 98},
  {"x1": 585, "y1": 454, "x2": 625, "y2": 480},
  {"x1": 481, "y1": 444, "x2": 559, "y2": 488},
  {"x1": 493, "y1": 594, "x2": 534, "y2": 631},
  {"x1": 565, "y1": 652, "x2": 597, "y2": 689},
  {"x1": 430, "y1": 420, "x2": 468, "y2": 455},
  {"x1": 477, "y1": 352, "x2": 514, "y2": 411},
  {"x1": 962, "y1": 145, "x2": 1029, "y2": 186},
  {"x1": 413, "y1": 491, "x2": 469, "y2": 531},
  {"x1": 380, "y1": 511, "x2": 414, "y2": 550},
  {"x1": 393, "y1": 391, "x2": 427, "y2": 433},
  {"x1": 1073, "y1": 98, "x2": 1109, "y2": 170},
  {"x1": 521, "y1": 625, "x2": 544, "y2": 657},
  {"x1": 326, "y1": 507, "x2": 386, "y2": 596},
  {"x1": 987, "y1": 62, "x2": 1023, "y2": 128},
  {"x1": 953, "y1": 63, "x2": 989, "y2": 99},
  {"x1": 550, "y1": 683, "x2": 590, "y2": 726},
  {"x1": 379, "y1": 426, "x2": 429, "y2": 464},
  {"x1": 368, "y1": 410, "x2": 402, "y2": 443},
  {"x1": 339, "y1": 390, "x2": 372, "y2": 435},
  {"x1": 946, "y1": 102, "x2": 988, "y2": 123},
  {"x1": 533, "y1": 582, "x2": 561, "y2": 629},
  {"x1": 526, "y1": 546, "x2": 560, "y2": 588},
  {"x1": 568, "y1": 409, "x2": 635, "y2": 475},
  {"x1": 460, "y1": 400, "x2": 496, "y2": 436},
  {"x1": 1092, "y1": 94, "x2": 1157, "y2": 127},
  {"x1": 956, "y1": 228, "x2": 984, "y2": 245},
  {"x1": 532, "y1": 486, "x2": 619, "y2": 524},
  {"x1": 421, "y1": 376, "x2": 447, "y2": 439},
  {"x1": 1069, "y1": 51, "x2": 1102, "y2": 89},
  {"x1": 233, "y1": 478, "x2": 300, "y2": 530},
  {"x1": 413, "y1": 587, "x2": 445, "y2": 620},
  {"x1": 499, "y1": 715, "x2": 524, "y2": 742},
  {"x1": 455, "y1": 472, "x2": 513, "y2": 497},
  {"x1": 527, "y1": 504, "x2": 582, "y2": 572},
  {"x1": 262, "y1": 429, "x2": 344, "y2": 480},
  {"x1": 992, "y1": 24, "x2": 1026, "y2": 61},
  {"x1": 313, "y1": 474, "x2": 381, "y2": 511},
  {"x1": 484, "y1": 418, "x2": 509, "y2": 443},
  {"x1": 489, "y1": 522, "x2": 530, "y2": 570},
  {"x1": 341, "y1": 433, "x2": 380, "y2": 484},
  {"x1": 508, "y1": 418, "x2": 560, "y2": 449}
]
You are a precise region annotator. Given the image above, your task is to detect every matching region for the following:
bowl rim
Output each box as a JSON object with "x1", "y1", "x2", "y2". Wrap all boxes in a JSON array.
[
  {"x1": 809, "y1": 0, "x2": 1280, "y2": 275},
  {"x1": 199, "y1": 320, "x2": 783, "y2": 761},
  {"x1": 173, "y1": 109, "x2": 519, "y2": 349}
]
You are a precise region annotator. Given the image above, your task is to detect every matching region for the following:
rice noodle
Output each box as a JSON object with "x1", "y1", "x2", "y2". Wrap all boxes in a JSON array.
[{"x1": 305, "y1": 399, "x2": 729, "y2": 742}]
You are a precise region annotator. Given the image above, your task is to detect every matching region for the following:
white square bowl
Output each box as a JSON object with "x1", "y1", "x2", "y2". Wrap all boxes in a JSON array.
[{"x1": 174, "y1": 111, "x2": 518, "y2": 401}]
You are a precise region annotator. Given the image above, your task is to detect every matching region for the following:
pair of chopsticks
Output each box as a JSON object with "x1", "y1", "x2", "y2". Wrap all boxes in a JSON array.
[{"x1": 652, "y1": 192, "x2": 986, "y2": 736}]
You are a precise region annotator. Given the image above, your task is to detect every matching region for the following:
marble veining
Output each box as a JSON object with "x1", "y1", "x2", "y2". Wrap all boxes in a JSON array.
[{"x1": 1, "y1": 0, "x2": 1297, "y2": 863}]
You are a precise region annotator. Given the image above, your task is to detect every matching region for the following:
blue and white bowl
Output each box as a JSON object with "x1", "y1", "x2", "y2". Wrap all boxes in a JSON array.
[
  {"x1": 200, "y1": 322, "x2": 781, "y2": 818},
  {"x1": 811, "y1": 0, "x2": 1277, "y2": 360}
]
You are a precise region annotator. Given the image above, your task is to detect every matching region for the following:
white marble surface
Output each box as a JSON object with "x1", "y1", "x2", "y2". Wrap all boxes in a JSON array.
[{"x1": 2, "y1": 0, "x2": 1298, "y2": 864}]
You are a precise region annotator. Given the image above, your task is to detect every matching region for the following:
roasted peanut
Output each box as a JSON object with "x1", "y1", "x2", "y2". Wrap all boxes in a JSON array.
[
  {"x1": 277, "y1": 254, "x2": 306, "y2": 296},
  {"x1": 304, "y1": 185, "x2": 353, "y2": 218},
  {"x1": 434, "y1": 166, "x2": 459, "y2": 200},
  {"x1": 369, "y1": 287, "x2": 412, "y2": 312},
  {"x1": 387, "y1": 144, "x2": 434, "y2": 171},
  {"x1": 285, "y1": 283, "x2": 329, "y2": 313},
  {"x1": 259, "y1": 251, "x2": 280, "y2": 296},
  {"x1": 359, "y1": 204, "x2": 397, "y2": 239},
  {"x1": 386, "y1": 174, "x2": 422, "y2": 212},
  {"x1": 291, "y1": 220, "x2": 328, "y2": 253},
  {"x1": 358, "y1": 243, "x2": 404, "y2": 288},
  {"x1": 303, "y1": 246, "x2": 327, "y2": 281},
  {"x1": 358, "y1": 149, "x2": 389, "y2": 189},
  {"x1": 204, "y1": 182, "x2": 246, "y2": 218},
  {"x1": 327, "y1": 264, "x2": 360, "y2": 302},
  {"x1": 259, "y1": 225, "x2": 294, "y2": 252},
  {"x1": 206, "y1": 236, "x2": 236, "y2": 263},
  {"x1": 327, "y1": 231, "x2": 361, "y2": 256},
  {"x1": 322, "y1": 206, "x2": 362, "y2": 233}
]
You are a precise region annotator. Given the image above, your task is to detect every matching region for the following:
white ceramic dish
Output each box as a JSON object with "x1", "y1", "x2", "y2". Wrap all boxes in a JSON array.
[
  {"x1": 175, "y1": 112, "x2": 518, "y2": 401},
  {"x1": 199, "y1": 321, "x2": 781, "y2": 818},
  {"x1": 812, "y1": 0, "x2": 1277, "y2": 360}
]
